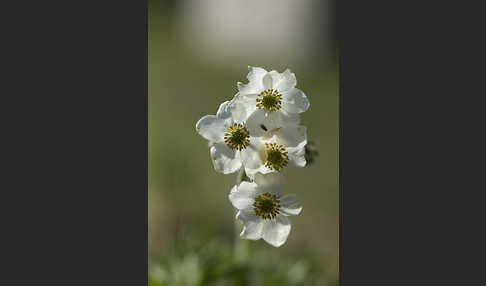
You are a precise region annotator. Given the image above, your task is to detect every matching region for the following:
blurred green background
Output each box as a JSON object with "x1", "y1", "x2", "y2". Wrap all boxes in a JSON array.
[{"x1": 149, "y1": 0, "x2": 338, "y2": 285}]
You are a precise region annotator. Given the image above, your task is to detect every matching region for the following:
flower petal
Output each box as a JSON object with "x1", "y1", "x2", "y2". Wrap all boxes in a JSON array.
[
  {"x1": 279, "y1": 110, "x2": 301, "y2": 126},
  {"x1": 237, "y1": 67, "x2": 267, "y2": 95},
  {"x1": 247, "y1": 66, "x2": 268, "y2": 82},
  {"x1": 237, "y1": 82, "x2": 261, "y2": 96},
  {"x1": 237, "y1": 209, "x2": 265, "y2": 240},
  {"x1": 216, "y1": 100, "x2": 232, "y2": 119},
  {"x1": 281, "y1": 88, "x2": 310, "y2": 114},
  {"x1": 247, "y1": 165, "x2": 274, "y2": 177},
  {"x1": 279, "y1": 194, "x2": 296, "y2": 205},
  {"x1": 246, "y1": 147, "x2": 277, "y2": 175},
  {"x1": 241, "y1": 146, "x2": 265, "y2": 170},
  {"x1": 253, "y1": 172, "x2": 284, "y2": 189},
  {"x1": 228, "y1": 94, "x2": 258, "y2": 123},
  {"x1": 210, "y1": 143, "x2": 242, "y2": 174},
  {"x1": 263, "y1": 111, "x2": 285, "y2": 131},
  {"x1": 241, "y1": 137, "x2": 267, "y2": 176},
  {"x1": 279, "y1": 194, "x2": 302, "y2": 216},
  {"x1": 229, "y1": 182, "x2": 258, "y2": 210},
  {"x1": 273, "y1": 125, "x2": 307, "y2": 148},
  {"x1": 262, "y1": 184, "x2": 283, "y2": 196},
  {"x1": 247, "y1": 109, "x2": 293, "y2": 138},
  {"x1": 262, "y1": 73, "x2": 273, "y2": 90},
  {"x1": 246, "y1": 109, "x2": 276, "y2": 137},
  {"x1": 195, "y1": 115, "x2": 225, "y2": 143},
  {"x1": 286, "y1": 142, "x2": 307, "y2": 167},
  {"x1": 274, "y1": 69, "x2": 297, "y2": 92},
  {"x1": 262, "y1": 215, "x2": 291, "y2": 247}
]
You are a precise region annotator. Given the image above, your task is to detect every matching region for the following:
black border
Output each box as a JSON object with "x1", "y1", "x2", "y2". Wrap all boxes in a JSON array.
[
  {"x1": 3, "y1": 0, "x2": 148, "y2": 284},
  {"x1": 338, "y1": 0, "x2": 477, "y2": 284}
]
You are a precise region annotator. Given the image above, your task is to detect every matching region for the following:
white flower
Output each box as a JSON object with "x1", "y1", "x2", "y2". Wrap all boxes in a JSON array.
[
  {"x1": 197, "y1": 97, "x2": 306, "y2": 176},
  {"x1": 229, "y1": 97, "x2": 308, "y2": 176},
  {"x1": 230, "y1": 67, "x2": 310, "y2": 129},
  {"x1": 196, "y1": 99, "x2": 262, "y2": 175},
  {"x1": 242, "y1": 128, "x2": 307, "y2": 177},
  {"x1": 237, "y1": 90, "x2": 308, "y2": 166},
  {"x1": 229, "y1": 173, "x2": 302, "y2": 247}
]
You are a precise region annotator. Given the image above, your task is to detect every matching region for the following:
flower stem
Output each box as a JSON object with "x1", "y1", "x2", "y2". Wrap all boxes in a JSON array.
[{"x1": 234, "y1": 168, "x2": 251, "y2": 263}]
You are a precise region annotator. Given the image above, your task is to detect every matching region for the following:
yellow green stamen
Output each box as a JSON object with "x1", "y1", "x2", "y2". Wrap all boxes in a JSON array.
[
  {"x1": 224, "y1": 123, "x2": 250, "y2": 151},
  {"x1": 253, "y1": 192, "x2": 281, "y2": 220},
  {"x1": 264, "y1": 142, "x2": 289, "y2": 171},
  {"x1": 256, "y1": 89, "x2": 282, "y2": 112}
]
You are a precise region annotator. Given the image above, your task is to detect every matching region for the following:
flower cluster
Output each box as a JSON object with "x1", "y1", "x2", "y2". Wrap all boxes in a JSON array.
[{"x1": 196, "y1": 66, "x2": 310, "y2": 247}]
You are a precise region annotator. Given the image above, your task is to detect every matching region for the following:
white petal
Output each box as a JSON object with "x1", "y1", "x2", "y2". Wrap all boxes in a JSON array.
[
  {"x1": 237, "y1": 209, "x2": 265, "y2": 240},
  {"x1": 210, "y1": 143, "x2": 242, "y2": 174},
  {"x1": 263, "y1": 111, "x2": 285, "y2": 131},
  {"x1": 195, "y1": 115, "x2": 225, "y2": 143},
  {"x1": 241, "y1": 146, "x2": 265, "y2": 170},
  {"x1": 256, "y1": 182, "x2": 284, "y2": 197},
  {"x1": 274, "y1": 69, "x2": 297, "y2": 92},
  {"x1": 279, "y1": 194, "x2": 302, "y2": 216},
  {"x1": 281, "y1": 205, "x2": 302, "y2": 216},
  {"x1": 246, "y1": 164, "x2": 275, "y2": 177},
  {"x1": 228, "y1": 94, "x2": 257, "y2": 123},
  {"x1": 237, "y1": 81, "x2": 262, "y2": 96},
  {"x1": 247, "y1": 66, "x2": 268, "y2": 82},
  {"x1": 242, "y1": 137, "x2": 276, "y2": 176},
  {"x1": 229, "y1": 182, "x2": 258, "y2": 210},
  {"x1": 237, "y1": 67, "x2": 267, "y2": 95},
  {"x1": 216, "y1": 100, "x2": 232, "y2": 119},
  {"x1": 262, "y1": 215, "x2": 291, "y2": 247},
  {"x1": 265, "y1": 69, "x2": 296, "y2": 93},
  {"x1": 281, "y1": 88, "x2": 310, "y2": 114},
  {"x1": 262, "y1": 73, "x2": 273, "y2": 90},
  {"x1": 266, "y1": 70, "x2": 281, "y2": 88},
  {"x1": 279, "y1": 110, "x2": 301, "y2": 126},
  {"x1": 245, "y1": 153, "x2": 276, "y2": 175},
  {"x1": 279, "y1": 194, "x2": 296, "y2": 205},
  {"x1": 274, "y1": 126, "x2": 307, "y2": 148},
  {"x1": 286, "y1": 142, "x2": 307, "y2": 167},
  {"x1": 246, "y1": 109, "x2": 274, "y2": 137},
  {"x1": 241, "y1": 138, "x2": 267, "y2": 174},
  {"x1": 253, "y1": 172, "x2": 284, "y2": 188},
  {"x1": 247, "y1": 109, "x2": 292, "y2": 137}
]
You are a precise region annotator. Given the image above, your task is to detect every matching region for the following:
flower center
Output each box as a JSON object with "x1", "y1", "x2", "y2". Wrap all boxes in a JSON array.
[
  {"x1": 253, "y1": 192, "x2": 280, "y2": 220},
  {"x1": 224, "y1": 123, "x2": 250, "y2": 150},
  {"x1": 256, "y1": 89, "x2": 282, "y2": 112},
  {"x1": 264, "y1": 143, "x2": 289, "y2": 171}
]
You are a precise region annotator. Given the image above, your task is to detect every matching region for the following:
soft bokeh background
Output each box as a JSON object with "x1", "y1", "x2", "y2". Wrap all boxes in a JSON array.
[{"x1": 149, "y1": 0, "x2": 338, "y2": 285}]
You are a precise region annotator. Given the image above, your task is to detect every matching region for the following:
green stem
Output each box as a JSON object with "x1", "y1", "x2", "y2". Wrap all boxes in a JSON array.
[{"x1": 234, "y1": 168, "x2": 251, "y2": 263}]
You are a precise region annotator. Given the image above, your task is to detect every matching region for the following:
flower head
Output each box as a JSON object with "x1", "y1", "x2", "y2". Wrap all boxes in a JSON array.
[
  {"x1": 229, "y1": 173, "x2": 302, "y2": 247},
  {"x1": 196, "y1": 99, "x2": 268, "y2": 175},
  {"x1": 196, "y1": 65, "x2": 312, "y2": 248},
  {"x1": 197, "y1": 97, "x2": 306, "y2": 177},
  {"x1": 240, "y1": 129, "x2": 307, "y2": 177},
  {"x1": 230, "y1": 67, "x2": 310, "y2": 129}
]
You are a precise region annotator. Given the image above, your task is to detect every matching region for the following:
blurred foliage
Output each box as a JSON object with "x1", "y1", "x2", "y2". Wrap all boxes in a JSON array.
[{"x1": 149, "y1": 237, "x2": 338, "y2": 286}]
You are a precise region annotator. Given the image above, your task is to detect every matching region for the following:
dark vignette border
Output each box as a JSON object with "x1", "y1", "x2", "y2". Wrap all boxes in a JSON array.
[
  {"x1": 2, "y1": 0, "x2": 148, "y2": 284},
  {"x1": 337, "y1": 0, "x2": 473, "y2": 284}
]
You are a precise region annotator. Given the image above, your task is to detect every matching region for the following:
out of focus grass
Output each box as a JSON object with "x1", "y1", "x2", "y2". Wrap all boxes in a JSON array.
[
  {"x1": 149, "y1": 1, "x2": 339, "y2": 284},
  {"x1": 149, "y1": 237, "x2": 338, "y2": 286}
]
